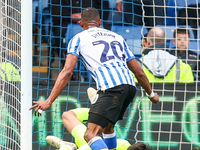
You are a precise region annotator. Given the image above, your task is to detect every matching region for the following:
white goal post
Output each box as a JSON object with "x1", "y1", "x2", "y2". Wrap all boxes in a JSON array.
[{"x1": 21, "y1": 0, "x2": 32, "y2": 149}]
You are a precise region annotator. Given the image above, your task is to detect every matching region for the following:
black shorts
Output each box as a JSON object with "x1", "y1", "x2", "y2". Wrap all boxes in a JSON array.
[{"x1": 88, "y1": 84, "x2": 136, "y2": 128}]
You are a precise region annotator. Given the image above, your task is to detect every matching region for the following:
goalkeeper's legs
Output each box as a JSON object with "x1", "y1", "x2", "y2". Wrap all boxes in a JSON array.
[
  {"x1": 46, "y1": 135, "x2": 77, "y2": 150},
  {"x1": 50, "y1": 108, "x2": 129, "y2": 150},
  {"x1": 62, "y1": 110, "x2": 88, "y2": 148}
]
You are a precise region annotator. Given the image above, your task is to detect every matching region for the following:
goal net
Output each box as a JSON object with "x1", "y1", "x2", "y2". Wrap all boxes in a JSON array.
[
  {"x1": 30, "y1": 0, "x2": 200, "y2": 150},
  {"x1": 137, "y1": 0, "x2": 200, "y2": 150},
  {"x1": 0, "y1": 0, "x2": 32, "y2": 149},
  {"x1": 0, "y1": 0, "x2": 21, "y2": 149}
]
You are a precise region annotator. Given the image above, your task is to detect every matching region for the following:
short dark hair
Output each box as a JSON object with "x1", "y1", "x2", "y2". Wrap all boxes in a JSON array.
[
  {"x1": 127, "y1": 143, "x2": 153, "y2": 150},
  {"x1": 173, "y1": 28, "x2": 190, "y2": 38},
  {"x1": 81, "y1": 7, "x2": 100, "y2": 22}
]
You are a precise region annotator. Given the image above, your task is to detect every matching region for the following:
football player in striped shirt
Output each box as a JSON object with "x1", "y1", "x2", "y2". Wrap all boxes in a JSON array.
[{"x1": 30, "y1": 7, "x2": 159, "y2": 150}]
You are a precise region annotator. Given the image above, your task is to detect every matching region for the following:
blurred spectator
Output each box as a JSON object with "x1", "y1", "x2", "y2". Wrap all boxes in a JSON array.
[
  {"x1": 137, "y1": 27, "x2": 194, "y2": 83},
  {"x1": 115, "y1": 0, "x2": 166, "y2": 26},
  {"x1": 70, "y1": 0, "x2": 111, "y2": 30},
  {"x1": 49, "y1": 0, "x2": 111, "y2": 67},
  {"x1": 48, "y1": 0, "x2": 70, "y2": 67},
  {"x1": 170, "y1": 28, "x2": 200, "y2": 80},
  {"x1": 178, "y1": 4, "x2": 200, "y2": 38}
]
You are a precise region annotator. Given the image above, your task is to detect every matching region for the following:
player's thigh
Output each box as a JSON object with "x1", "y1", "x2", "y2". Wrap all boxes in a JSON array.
[
  {"x1": 70, "y1": 108, "x2": 90, "y2": 123},
  {"x1": 118, "y1": 85, "x2": 136, "y2": 120}
]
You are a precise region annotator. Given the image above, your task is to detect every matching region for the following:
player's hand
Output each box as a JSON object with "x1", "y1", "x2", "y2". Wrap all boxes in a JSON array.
[
  {"x1": 149, "y1": 93, "x2": 159, "y2": 104},
  {"x1": 29, "y1": 100, "x2": 52, "y2": 116},
  {"x1": 116, "y1": 2, "x2": 122, "y2": 15}
]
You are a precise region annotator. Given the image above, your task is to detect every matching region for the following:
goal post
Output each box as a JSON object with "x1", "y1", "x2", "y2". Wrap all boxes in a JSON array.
[{"x1": 21, "y1": 0, "x2": 32, "y2": 149}]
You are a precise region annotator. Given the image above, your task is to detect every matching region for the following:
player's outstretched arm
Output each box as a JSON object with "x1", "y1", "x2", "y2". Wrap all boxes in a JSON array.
[
  {"x1": 29, "y1": 54, "x2": 78, "y2": 115},
  {"x1": 127, "y1": 59, "x2": 159, "y2": 104}
]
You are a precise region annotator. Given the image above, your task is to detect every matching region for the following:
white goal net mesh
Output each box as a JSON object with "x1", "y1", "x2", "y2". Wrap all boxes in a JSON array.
[
  {"x1": 136, "y1": 0, "x2": 200, "y2": 149},
  {"x1": 0, "y1": 0, "x2": 21, "y2": 149}
]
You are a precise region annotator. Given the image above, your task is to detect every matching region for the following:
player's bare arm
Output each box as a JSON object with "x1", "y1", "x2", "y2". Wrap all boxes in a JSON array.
[
  {"x1": 29, "y1": 54, "x2": 78, "y2": 115},
  {"x1": 127, "y1": 59, "x2": 159, "y2": 104}
]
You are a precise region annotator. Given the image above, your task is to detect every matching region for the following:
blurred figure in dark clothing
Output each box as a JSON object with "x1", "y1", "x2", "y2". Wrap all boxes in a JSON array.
[{"x1": 116, "y1": 0, "x2": 166, "y2": 26}]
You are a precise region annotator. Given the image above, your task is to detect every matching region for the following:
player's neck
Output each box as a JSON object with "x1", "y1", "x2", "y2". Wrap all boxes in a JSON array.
[
  {"x1": 84, "y1": 26, "x2": 98, "y2": 30},
  {"x1": 84, "y1": 22, "x2": 99, "y2": 30}
]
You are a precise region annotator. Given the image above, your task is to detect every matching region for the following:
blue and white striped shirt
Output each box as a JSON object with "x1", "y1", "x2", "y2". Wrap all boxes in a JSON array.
[{"x1": 67, "y1": 27, "x2": 136, "y2": 90}]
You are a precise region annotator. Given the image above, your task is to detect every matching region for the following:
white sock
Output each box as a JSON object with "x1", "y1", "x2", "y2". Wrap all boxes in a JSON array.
[
  {"x1": 60, "y1": 144, "x2": 72, "y2": 150},
  {"x1": 78, "y1": 143, "x2": 91, "y2": 150}
]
